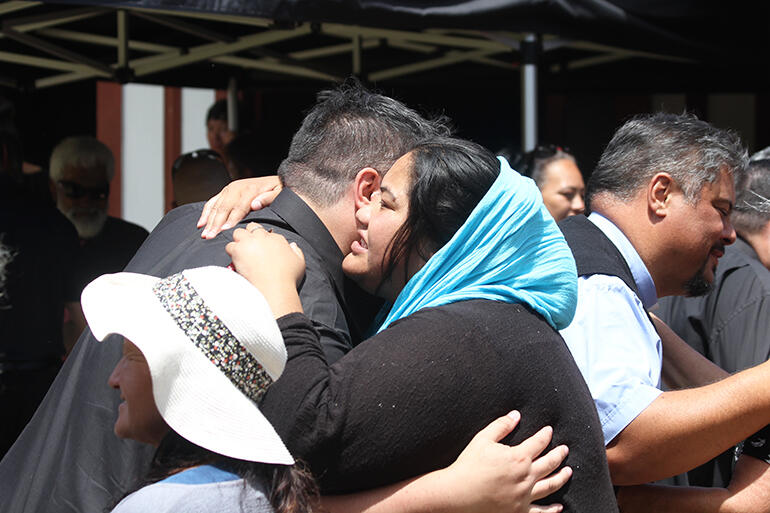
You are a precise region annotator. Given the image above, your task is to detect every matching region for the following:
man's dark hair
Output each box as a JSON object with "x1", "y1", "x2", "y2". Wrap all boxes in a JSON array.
[
  {"x1": 206, "y1": 99, "x2": 228, "y2": 123},
  {"x1": 732, "y1": 159, "x2": 770, "y2": 235},
  {"x1": 587, "y1": 112, "x2": 747, "y2": 208},
  {"x1": 278, "y1": 80, "x2": 450, "y2": 207}
]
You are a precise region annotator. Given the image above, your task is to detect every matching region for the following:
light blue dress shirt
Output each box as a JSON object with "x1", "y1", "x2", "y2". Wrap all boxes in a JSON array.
[{"x1": 560, "y1": 212, "x2": 663, "y2": 445}]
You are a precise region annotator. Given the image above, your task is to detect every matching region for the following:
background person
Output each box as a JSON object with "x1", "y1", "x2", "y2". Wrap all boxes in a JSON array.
[
  {"x1": 206, "y1": 99, "x2": 236, "y2": 160},
  {"x1": 554, "y1": 113, "x2": 770, "y2": 512},
  {"x1": 49, "y1": 136, "x2": 149, "y2": 353},
  {"x1": 519, "y1": 145, "x2": 585, "y2": 221},
  {"x1": 171, "y1": 149, "x2": 232, "y2": 208},
  {"x1": 0, "y1": 129, "x2": 80, "y2": 458},
  {"x1": 49, "y1": 136, "x2": 147, "y2": 287}
]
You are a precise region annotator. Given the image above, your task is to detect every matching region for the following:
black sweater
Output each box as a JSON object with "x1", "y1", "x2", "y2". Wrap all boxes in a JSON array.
[{"x1": 262, "y1": 299, "x2": 617, "y2": 512}]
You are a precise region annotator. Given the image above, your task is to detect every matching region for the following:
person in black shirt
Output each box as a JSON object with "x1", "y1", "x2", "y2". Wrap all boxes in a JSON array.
[{"x1": 0, "y1": 130, "x2": 80, "y2": 458}]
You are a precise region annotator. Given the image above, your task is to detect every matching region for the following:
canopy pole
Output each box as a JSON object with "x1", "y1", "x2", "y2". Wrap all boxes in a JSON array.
[
  {"x1": 227, "y1": 76, "x2": 238, "y2": 132},
  {"x1": 117, "y1": 10, "x2": 127, "y2": 68},
  {"x1": 352, "y1": 33, "x2": 362, "y2": 76},
  {"x1": 521, "y1": 33, "x2": 538, "y2": 152}
]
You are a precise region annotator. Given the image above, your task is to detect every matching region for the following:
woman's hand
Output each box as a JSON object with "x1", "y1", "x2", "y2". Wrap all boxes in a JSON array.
[
  {"x1": 198, "y1": 175, "x2": 283, "y2": 238},
  {"x1": 225, "y1": 222, "x2": 305, "y2": 318},
  {"x1": 445, "y1": 411, "x2": 571, "y2": 513},
  {"x1": 320, "y1": 412, "x2": 570, "y2": 513}
]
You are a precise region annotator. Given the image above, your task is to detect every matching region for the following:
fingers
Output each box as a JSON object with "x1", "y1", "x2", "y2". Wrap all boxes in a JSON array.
[
  {"x1": 529, "y1": 503, "x2": 564, "y2": 513},
  {"x1": 531, "y1": 445, "x2": 569, "y2": 480},
  {"x1": 515, "y1": 425, "x2": 554, "y2": 459},
  {"x1": 199, "y1": 177, "x2": 282, "y2": 238},
  {"x1": 203, "y1": 197, "x2": 236, "y2": 239},
  {"x1": 198, "y1": 193, "x2": 221, "y2": 229},
  {"x1": 473, "y1": 410, "x2": 522, "y2": 444},
  {"x1": 289, "y1": 241, "x2": 305, "y2": 263},
  {"x1": 531, "y1": 466, "x2": 573, "y2": 501},
  {"x1": 253, "y1": 186, "x2": 281, "y2": 210},
  {"x1": 221, "y1": 201, "x2": 253, "y2": 234},
  {"x1": 202, "y1": 189, "x2": 251, "y2": 239}
]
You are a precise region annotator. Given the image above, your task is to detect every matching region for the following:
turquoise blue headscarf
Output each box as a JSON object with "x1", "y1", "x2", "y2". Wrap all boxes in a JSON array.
[{"x1": 376, "y1": 156, "x2": 577, "y2": 333}]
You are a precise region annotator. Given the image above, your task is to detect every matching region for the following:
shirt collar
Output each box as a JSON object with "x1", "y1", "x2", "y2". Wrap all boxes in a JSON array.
[
  {"x1": 588, "y1": 212, "x2": 658, "y2": 309},
  {"x1": 734, "y1": 236, "x2": 757, "y2": 259},
  {"x1": 269, "y1": 188, "x2": 345, "y2": 292}
]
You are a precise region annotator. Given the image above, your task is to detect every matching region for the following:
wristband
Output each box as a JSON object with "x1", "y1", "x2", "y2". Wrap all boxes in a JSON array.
[{"x1": 740, "y1": 424, "x2": 770, "y2": 465}]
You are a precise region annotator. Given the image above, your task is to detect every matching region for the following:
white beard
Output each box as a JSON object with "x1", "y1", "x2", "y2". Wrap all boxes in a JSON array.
[
  {"x1": 0, "y1": 240, "x2": 14, "y2": 302},
  {"x1": 61, "y1": 206, "x2": 108, "y2": 240}
]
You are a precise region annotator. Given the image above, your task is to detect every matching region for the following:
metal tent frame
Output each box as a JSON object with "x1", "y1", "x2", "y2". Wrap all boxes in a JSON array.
[{"x1": 0, "y1": 1, "x2": 691, "y2": 149}]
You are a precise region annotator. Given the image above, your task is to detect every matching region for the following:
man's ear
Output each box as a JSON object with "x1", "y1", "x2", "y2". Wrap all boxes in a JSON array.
[
  {"x1": 648, "y1": 172, "x2": 674, "y2": 218},
  {"x1": 354, "y1": 167, "x2": 381, "y2": 209}
]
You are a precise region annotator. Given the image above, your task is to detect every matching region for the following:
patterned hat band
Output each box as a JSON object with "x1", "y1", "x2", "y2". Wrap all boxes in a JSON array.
[{"x1": 152, "y1": 272, "x2": 273, "y2": 403}]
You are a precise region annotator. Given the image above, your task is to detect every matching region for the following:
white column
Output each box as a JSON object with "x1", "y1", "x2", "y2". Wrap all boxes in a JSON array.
[
  {"x1": 182, "y1": 87, "x2": 216, "y2": 154},
  {"x1": 521, "y1": 33, "x2": 538, "y2": 153},
  {"x1": 227, "y1": 78, "x2": 238, "y2": 132},
  {"x1": 121, "y1": 83, "x2": 165, "y2": 232}
]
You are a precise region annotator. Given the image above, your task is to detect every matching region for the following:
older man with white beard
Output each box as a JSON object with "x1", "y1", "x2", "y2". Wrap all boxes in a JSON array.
[{"x1": 49, "y1": 136, "x2": 148, "y2": 351}]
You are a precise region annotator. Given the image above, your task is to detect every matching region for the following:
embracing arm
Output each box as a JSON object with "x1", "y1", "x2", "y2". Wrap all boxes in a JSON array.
[
  {"x1": 607, "y1": 359, "x2": 770, "y2": 485},
  {"x1": 563, "y1": 278, "x2": 770, "y2": 485},
  {"x1": 652, "y1": 313, "x2": 728, "y2": 389},
  {"x1": 616, "y1": 454, "x2": 770, "y2": 513},
  {"x1": 323, "y1": 412, "x2": 571, "y2": 513}
]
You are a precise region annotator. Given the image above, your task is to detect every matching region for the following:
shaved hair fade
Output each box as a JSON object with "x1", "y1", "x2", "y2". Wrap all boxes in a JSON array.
[{"x1": 278, "y1": 79, "x2": 450, "y2": 206}]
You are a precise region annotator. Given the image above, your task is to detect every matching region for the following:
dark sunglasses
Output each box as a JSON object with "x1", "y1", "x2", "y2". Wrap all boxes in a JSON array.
[
  {"x1": 532, "y1": 144, "x2": 571, "y2": 159},
  {"x1": 56, "y1": 180, "x2": 109, "y2": 200},
  {"x1": 172, "y1": 149, "x2": 223, "y2": 175}
]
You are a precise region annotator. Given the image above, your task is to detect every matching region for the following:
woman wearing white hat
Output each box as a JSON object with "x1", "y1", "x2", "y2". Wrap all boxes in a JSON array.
[
  {"x1": 83, "y1": 265, "x2": 569, "y2": 513},
  {"x1": 227, "y1": 137, "x2": 617, "y2": 512},
  {"x1": 81, "y1": 266, "x2": 316, "y2": 513}
]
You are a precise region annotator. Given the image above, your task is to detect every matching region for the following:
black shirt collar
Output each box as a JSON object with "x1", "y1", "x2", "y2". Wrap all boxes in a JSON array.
[{"x1": 269, "y1": 188, "x2": 346, "y2": 294}]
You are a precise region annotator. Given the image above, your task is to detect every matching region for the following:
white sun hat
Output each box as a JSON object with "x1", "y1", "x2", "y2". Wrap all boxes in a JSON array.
[{"x1": 81, "y1": 265, "x2": 293, "y2": 465}]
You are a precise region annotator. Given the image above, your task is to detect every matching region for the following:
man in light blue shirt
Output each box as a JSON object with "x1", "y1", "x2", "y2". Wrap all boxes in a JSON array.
[
  {"x1": 559, "y1": 113, "x2": 770, "y2": 512},
  {"x1": 561, "y1": 211, "x2": 662, "y2": 446}
]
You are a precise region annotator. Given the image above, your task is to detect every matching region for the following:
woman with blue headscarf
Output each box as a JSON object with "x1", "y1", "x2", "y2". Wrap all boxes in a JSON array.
[{"x1": 227, "y1": 137, "x2": 616, "y2": 512}]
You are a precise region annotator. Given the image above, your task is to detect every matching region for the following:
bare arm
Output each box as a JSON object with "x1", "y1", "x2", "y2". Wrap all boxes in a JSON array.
[
  {"x1": 322, "y1": 412, "x2": 571, "y2": 513},
  {"x1": 607, "y1": 358, "x2": 770, "y2": 485},
  {"x1": 616, "y1": 455, "x2": 770, "y2": 513},
  {"x1": 652, "y1": 313, "x2": 729, "y2": 389}
]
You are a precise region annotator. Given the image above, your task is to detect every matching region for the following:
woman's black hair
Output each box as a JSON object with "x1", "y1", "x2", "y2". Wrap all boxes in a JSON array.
[
  {"x1": 112, "y1": 430, "x2": 318, "y2": 513},
  {"x1": 381, "y1": 136, "x2": 500, "y2": 287},
  {"x1": 518, "y1": 144, "x2": 576, "y2": 188}
]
